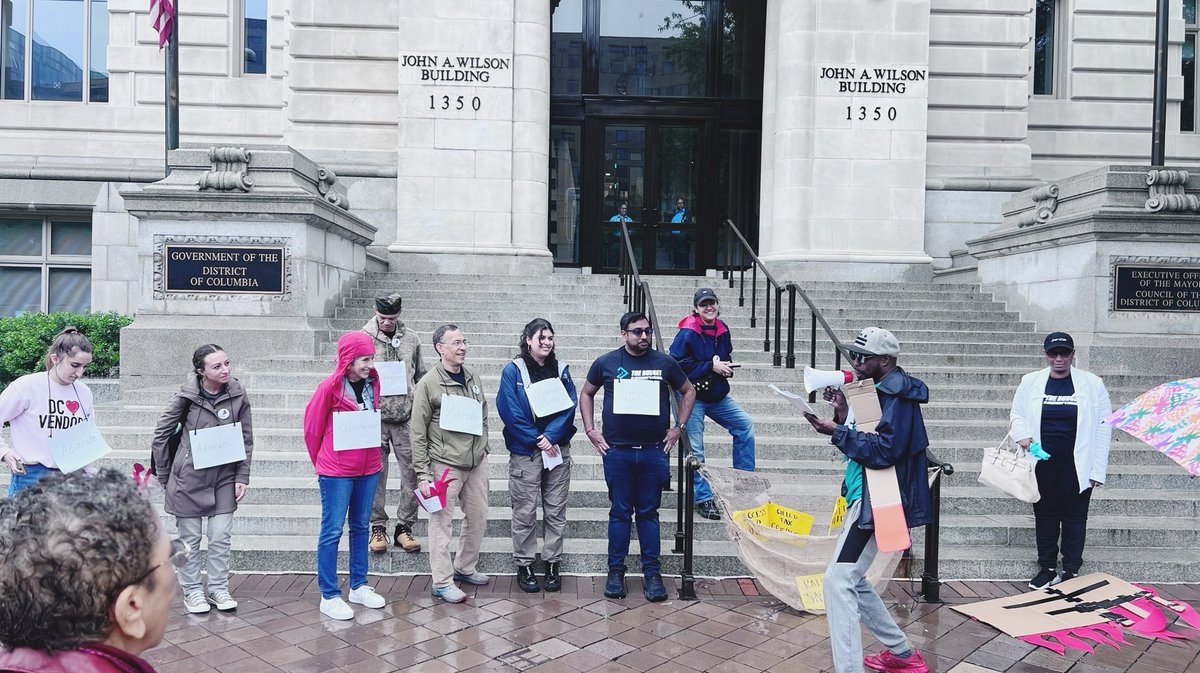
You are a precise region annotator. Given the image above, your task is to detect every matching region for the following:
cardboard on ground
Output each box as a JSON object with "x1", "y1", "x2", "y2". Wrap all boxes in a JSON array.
[
  {"x1": 731, "y1": 502, "x2": 815, "y2": 539},
  {"x1": 950, "y1": 572, "x2": 1148, "y2": 638}
]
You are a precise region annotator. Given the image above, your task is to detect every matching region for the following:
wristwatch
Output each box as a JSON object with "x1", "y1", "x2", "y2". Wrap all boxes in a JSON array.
[{"x1": 674, "y1": 423, "x2": 686, "y2": 430}]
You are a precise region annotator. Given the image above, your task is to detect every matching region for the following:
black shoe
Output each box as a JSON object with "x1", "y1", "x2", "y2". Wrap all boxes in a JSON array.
[
  {"x1": 517, "y1": 565, "x2": 540, "y2": 593},
  {"x1": 1029, "y1": 568, "x2": 1058, "y2": 590},
  {"x1": 1057, "y1": 571, "x2": 1077, "y2": 585},
  {"x1": 644, "y1": 574, "x2": 668, "y2": 602},
  {"x1": 544, "y1": 562, "x2": 562, "y2": 593},
  {"x1": 604, "y1": 569, "x2": 626, "y2": 599},
  {"x1": 696, "y1": 500, "x2": 721, "y2": 520}
]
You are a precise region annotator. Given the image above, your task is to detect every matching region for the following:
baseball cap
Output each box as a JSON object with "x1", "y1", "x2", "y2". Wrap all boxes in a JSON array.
[
  {"x1": 693, "y1": 288, "x2": 719, "y2": 306},
  {"x1": 846, "y1": 327, "x2": 900, "y2": 357},
  {"x1": 1043, "y1": 332, "x2": 1074, "y2": 352}
]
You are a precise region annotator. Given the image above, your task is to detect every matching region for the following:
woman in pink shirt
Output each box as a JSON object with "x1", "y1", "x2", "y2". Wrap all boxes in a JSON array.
[
  {"x1": 303, "y1": 331, "x2": 387, "y2": 620},
  {"x1": 0, "y1": 327, "x2": 95, "y2": 496}
]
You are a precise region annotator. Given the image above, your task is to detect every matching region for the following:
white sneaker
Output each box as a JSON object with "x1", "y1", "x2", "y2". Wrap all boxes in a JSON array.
[
  {"x1": 348, "y1": 585, "x2": 386, "y2": 609},
  {"x1": 208, "y1": 590, "x2": 237, "y2": 611},
  {"x1": 183, "y1": 591, "x2": 211, "y2": 614},
  {"x1": 319, "y1": 597, "x2": 354, "y2": 620},
  {"x1": 432, "y1": 585, "x2": 468, "y2": 603}
]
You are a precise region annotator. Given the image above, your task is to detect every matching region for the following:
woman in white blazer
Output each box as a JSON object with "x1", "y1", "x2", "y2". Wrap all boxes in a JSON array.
[{"x1": 1009, "y1": 332, "x2": 1111, "y2": 590}]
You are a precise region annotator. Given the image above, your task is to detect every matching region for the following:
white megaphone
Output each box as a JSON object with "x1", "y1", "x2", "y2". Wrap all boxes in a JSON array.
[{"x1": 803, "y1": 366, "x2": 855, "y2": 395}]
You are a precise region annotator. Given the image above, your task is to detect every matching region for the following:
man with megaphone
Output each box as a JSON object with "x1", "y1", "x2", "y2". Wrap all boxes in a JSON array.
[{"x1": 802, "y1": 327, "x2": 932, "y2": 673}]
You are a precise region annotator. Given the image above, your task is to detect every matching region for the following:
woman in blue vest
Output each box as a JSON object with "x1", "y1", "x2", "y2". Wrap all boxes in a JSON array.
[{"x1": 496, "y1": 318, "x2": 578, "y2": 593}]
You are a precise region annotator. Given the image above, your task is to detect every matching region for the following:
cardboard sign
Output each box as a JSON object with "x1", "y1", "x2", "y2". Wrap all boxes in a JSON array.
[
  {"x1": 865, "y1": 466, "x2": 911, "y2": 552},
  {"x1": 375, "y1": 361, "x2": 409, "y2": 396},
  {"x1": 795, "y1": 574, "x2": 826, "y2": 612},
  {"x1": 844, "y1": 379, "x2": 882, "y2": 431},
  {"x1": 951, "y1": 573, "x2": 1155, "y2": 638},
  {"x1": 526, "y1": 377, "x2": 573, "y2": 418},
  {"x1": 439, "y1": 394, "x2": 484, "y2": 436},
  {"x1": 332, "y1": 409, "x2": 382, "y2": 451},
  {"x1": 189, "y1": 422, "x2": 246, "y2": 469},
  {"x1": 613, "y1": 378, "x2": 659, "y2": 416},
  {"x1": 48, "y1": 418, "x2": 111, "y2": 473},
  {"x1": 731, "y1": 502, "x2": 815, "y2": 539}
]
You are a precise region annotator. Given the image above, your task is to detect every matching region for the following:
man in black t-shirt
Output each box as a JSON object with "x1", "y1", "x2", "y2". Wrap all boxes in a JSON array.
[{"x1": 580, "y1": 312, "x2": 695, "y2": 603}]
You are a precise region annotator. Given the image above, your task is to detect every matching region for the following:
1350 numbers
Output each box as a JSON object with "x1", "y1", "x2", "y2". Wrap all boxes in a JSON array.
[
  {"x1": 430, "y1": 95, "x2": 482, "y2": 111},
  {"x1": 846, "y1": 106, "x2": 898, "y2": 121}
]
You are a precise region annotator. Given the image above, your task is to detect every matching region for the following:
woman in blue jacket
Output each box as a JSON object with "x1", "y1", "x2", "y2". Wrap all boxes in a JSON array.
[
  {"x1": 496, "y1": 318, "x2": 578, "y2": 593},
  {"x1": 669, "y1": 288, "x2": 756, "y2": 521}
]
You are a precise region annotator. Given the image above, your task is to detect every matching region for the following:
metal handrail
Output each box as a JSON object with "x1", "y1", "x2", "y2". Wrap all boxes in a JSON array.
[{"x1": 616, "y1": 222, "x2": 697, "y2": 600}]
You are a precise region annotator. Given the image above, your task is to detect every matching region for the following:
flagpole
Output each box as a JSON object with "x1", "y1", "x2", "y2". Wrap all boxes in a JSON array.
[{"x1": 164, "y1": 2, "x2": 179, "y2": 174}]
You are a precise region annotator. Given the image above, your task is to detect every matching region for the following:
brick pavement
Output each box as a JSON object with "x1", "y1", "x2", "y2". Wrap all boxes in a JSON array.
[{"x1": 143, "y1": 575, "x2": 1200, "y2": 673}]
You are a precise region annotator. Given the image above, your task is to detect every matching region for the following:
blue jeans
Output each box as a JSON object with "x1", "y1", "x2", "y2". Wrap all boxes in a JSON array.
[
  {"x1": 686, "y1": 395, "x2": 755, "y2": 504},
  {"x1": 317, "y1": 472, "x2": 380, "y2": 599},
  {"x1": 603, "y1": 444, "x2": 669, "y2": 574},
  {"x1": 7, "y1": 463, "x2": 58, "y2": 497}
]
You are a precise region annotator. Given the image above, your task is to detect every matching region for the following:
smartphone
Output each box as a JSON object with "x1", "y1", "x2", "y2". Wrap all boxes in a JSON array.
[
  {"x1": 727, "y1": 362, "x2": 742, "y2": 368},
  {"x1": 12, "y1": 458, "x2": 26, "y2": 475}
]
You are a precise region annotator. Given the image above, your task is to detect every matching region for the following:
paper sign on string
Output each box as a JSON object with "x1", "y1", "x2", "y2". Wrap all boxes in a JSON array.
[
  {"x1": 189, "y1": 422, "x2": 246, "y2": 469},
  {"x1": 829, "y1": 495, "x2": 847, "y2": 534},
  {"x1": 526, "y1": 378, "x2": 573, "y2": 418},
  {"x1": 374, "y1": 361, "x2": 409, "y2": 396},
  {"x1": 48, "y1": 418, "x2": 112, "y2": 473},
  {"x1": 332, "y1": 409, "x2": 382, "y2": 451},
  {"x1": 613, "y1": 378, "x2": 659, "y2": 416},
  {"x1": 439, "y1": 394, "x2": 484, "y2": 436},
  {"x1": 844, "y1": 379, "x2": 911, "y2": 553}
]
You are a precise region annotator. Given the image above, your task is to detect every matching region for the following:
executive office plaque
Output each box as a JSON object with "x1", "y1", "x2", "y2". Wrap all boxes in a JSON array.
[
  {"x1": 1112, "y1": 263, "x2": 1200, "y2": 313},
  {"x1": 164, "y1": 245, "x2": 286, "y2": 294}
]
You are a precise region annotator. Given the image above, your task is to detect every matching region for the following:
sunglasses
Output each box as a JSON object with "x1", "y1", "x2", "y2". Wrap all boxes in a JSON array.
[
  {"x1": 127, "y1": 538, "x2": 190, "y2": 588},
  {"x1": 624, "y1": 328, "x2": 654, "y2": 337},
  {"x1": 1046, "y1": 350, "x2": 1073, "y2": 360},
  {"x1": 848, "y1": 352, "x2": 877, "y2": 364}
]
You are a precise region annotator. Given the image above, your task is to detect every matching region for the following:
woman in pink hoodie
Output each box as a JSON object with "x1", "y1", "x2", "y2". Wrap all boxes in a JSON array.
[{"x1": 303, "y1": 331, "x2": 387, "y2": 620}]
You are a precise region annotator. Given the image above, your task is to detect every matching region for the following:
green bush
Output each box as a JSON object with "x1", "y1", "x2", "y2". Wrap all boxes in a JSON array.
[{"x1": 0, "y1": 312, "x2": 133, "y2": 392}]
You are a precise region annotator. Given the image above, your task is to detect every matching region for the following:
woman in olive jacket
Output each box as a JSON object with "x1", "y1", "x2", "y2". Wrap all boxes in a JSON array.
[{"x1": 151, "y1": 344, "x2": 254, "y2": 615}]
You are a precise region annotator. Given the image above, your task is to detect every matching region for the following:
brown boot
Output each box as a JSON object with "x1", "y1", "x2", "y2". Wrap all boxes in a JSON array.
[
  {"x1": 394, "y1": 524, "x2": 421, "y2": 553},
  {"x1": 369, "y1": 525, "x2": 389, "y2": 553}
]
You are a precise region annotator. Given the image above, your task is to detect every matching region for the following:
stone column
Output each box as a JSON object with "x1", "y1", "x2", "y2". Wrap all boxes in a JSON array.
[
  {"x1": 761, "y1": 0, "x2": 933, "y2": 281},
  {"x1": 390, "y1": 0, "x2": 552, "y2": 275}
]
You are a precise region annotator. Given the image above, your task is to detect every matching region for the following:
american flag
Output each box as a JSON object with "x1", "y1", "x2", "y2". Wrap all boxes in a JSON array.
[{"x1": 149, "y1": 0, "x2": 175, "y2": 49}]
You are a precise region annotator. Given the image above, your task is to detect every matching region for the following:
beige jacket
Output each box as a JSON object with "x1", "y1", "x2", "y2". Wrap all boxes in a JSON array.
[
  {"x1": 410, "y1": 363, "x2": 489, "y2": 482},
  {"x1": 360, "y1": 317, "x2": 425, "y2": 424}
]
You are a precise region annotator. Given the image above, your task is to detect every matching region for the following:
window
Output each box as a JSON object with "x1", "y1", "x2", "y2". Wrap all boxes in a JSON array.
[
  {"x1": 1033, "y1": 0, "x2": 1058, "y2": 96},
  {"x1": 0, "y1": 0, "x2": 107, "y2": 102},
  {"x1": 0, "y1": 216, "x2": 91, "y2": 316},
  {"x1": 241, "y1": 0, "x2": 267, "y2": 75},
  {"x1": 1184, "y1": 0, "x2": 1196, "y2": 131}
]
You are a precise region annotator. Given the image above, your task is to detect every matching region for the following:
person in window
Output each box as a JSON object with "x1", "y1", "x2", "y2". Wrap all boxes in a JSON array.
[
  {"x1": 0, "y1": 326, "x2": 96, "y2": 496},
  {"x1": 1010, "y1": 332, "x2": 1111, "y2": 590},
  {"x1": 151, "y1": 344, "x2": 254, "y2": 615},
  {"x1": 670, "y1": 198, "x2": 691, "y2": 224},
  {"x1": 0, "y1": 468, "x2": 181, "y2": 673},
  {"x1": 302, "y1": 331, "x2": 388, "y2": 620},
  {"x1": 609, "y1": 202, "x2": 635, "y2": 223},
  {"x1": 496, "y1": 319, "x2": 577, "y2": 594}
]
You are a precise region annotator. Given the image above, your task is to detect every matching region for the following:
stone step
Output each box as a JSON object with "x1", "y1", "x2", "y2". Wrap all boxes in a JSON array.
[
  {"x1": 341, "y1": 295, "x2": 1012, "y2": 313},
  {"x1": 352, "y1": 284, "x2": 1001, "y2": 303},
  {"x1": 332, "y1": 305, "x2": 1026, "y2": 324},
  {"x1": 920, "y1": 514, "x2": 1200, "y2": 549},
  {"x1": 910, "y1": 545, "x2": 1200, "y2": 583}
]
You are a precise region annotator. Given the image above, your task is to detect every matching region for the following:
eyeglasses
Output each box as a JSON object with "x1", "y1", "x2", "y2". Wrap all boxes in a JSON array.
[
  {"x1": 1046, "y1": 350, "x2": 1073, "y2": 360},
  {"x1": 441, "y1": 339, "x2": 468, "y2": 348},
  {"x1": 128, "y1": 538, "x2": 190, "y2": 587},
  {"x1": 624, "y1": 328, "x2": 654, "y2": 337},
  {"x1": 848, "y1": 352, "x2": 877, "y2": 364}
]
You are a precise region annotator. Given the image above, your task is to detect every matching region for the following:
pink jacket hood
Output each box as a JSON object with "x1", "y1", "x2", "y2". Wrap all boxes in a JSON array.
[
  {"x1": 302, "y1": 331, "x2": 384, "y2": 477},
  {"x1": 677, "y1": 313, "x2": 728, "y2": 337}
]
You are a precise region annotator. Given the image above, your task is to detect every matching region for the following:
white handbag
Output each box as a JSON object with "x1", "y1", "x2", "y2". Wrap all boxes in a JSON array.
[{"x1": 978, "y1": 421, "x2": 1041, "y2": 503}]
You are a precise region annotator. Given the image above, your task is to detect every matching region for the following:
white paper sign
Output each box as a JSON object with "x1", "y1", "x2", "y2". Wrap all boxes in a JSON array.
[
  {"x1": 415, "y1": 488, "x2": 444, "y2": 513},
  {"x1": 770, "y1": 384, "x2": 818, "y2": 416},
  {"x1": 526, "y1": 378, "x2": 573, "y2": 418},
  {"x1": 613, "y1": 378, "x2": 660, "y2": 416},
  {"x1": 48, "y1": 419, "x2": 112, "y2": 473},
  {"x1": 439, "y1": 394, "x2": 484, "y2": 436},
  {"x1": 190, "y1": 423, "x2": 247, "y2": 469},
  {"x1": 332, "y1": 410, "x2": 382, "y2": 451},
  {"x1": 541, "y1": 449, "x2": 564, "y2": 471},
  {"x1": 375, "y1": 361, "x2": 409, "y2": 397}
]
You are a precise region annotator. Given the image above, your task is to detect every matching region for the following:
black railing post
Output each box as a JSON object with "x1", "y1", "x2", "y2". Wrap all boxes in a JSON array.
[
  {"x1": 673, "y1": 439, "x2": 686, "y2": 553},
  {"x1": 722, "y1": 222, "x2": 732, "y2": 282},
  {"x1": 763, "y1": 286, "x2": 771, "y2": 352},
  {"x1": 773, "y1": 286, "x2": 783, "y2": 367},
  {"x1": 738, "y1": 265, "x2": 746, "y2": 307},
  {"x1": 921, "y1": 459, "x2": 954, "y2": 603},
  {"x1": 808, "y1": 313, "x2": 819, "y2": 403},
  {"x1": 785, "y1": 286, "x2": 797, "y2": 369},
  {"x1": 750, "y1": 267, "x2": 758, "y2": 328},
  {"x1": 679, "y1": 456, "x2": 698, "y2": 600}
]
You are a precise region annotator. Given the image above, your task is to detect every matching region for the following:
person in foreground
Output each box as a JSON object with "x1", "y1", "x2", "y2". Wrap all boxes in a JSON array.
[
  {"x1": 0, "y1": 468, "x2": 183, "y2": 673},
  {"x1": 1010, "y1": 332, "x2": 1111, "y2": 590},
  {"x1": 580, "y1": 311, "x2": 695, "y2": 603},
  {"x1": 303, "y1": 331, "x2": 387, "y2": 620},
  {"x1": 803, "y1": 327, "x2": 931, "y2": 673}
]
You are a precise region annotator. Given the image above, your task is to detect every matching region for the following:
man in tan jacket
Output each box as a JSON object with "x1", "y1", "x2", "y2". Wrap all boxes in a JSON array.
[
  {"x1": 412, "y1": 324, "x2": 490, "y2": 603},
  {"x1": 362, "y1": 293, "x2": 425, "y2": 553}
]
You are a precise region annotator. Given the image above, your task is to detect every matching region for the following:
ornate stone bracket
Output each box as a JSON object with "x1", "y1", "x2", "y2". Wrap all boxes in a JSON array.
[
  {"x1": 1015, "y1": 183, "x2": 1059, "y2": 228},
  {"x1": 316, "y1": 166, "x2": 350, "y2": 210},
  {"x1": 1145, "y1": 169, "x2": 1200, "y2": 212},
  {"x1": 199, "y1": 147, "x2": 254, "y2": 192}
]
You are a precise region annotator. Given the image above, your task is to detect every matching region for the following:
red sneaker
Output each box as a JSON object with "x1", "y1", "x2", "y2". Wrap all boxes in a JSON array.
[{"x1": 863, "y1": 650, "x2": 929, "y2": 673}]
